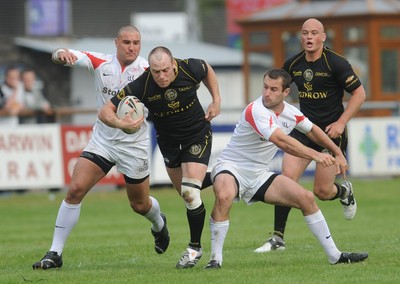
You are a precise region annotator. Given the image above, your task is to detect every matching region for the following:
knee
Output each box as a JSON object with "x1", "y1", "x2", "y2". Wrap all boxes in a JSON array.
[
  {"x1": 65, "y1": 182, "x2": 86, "y2": 204},
  {"x1": 313, "y1": 184, "x2": 333, "y2": 200},
  {"x1": 300, "y1": 190, "x2": 319, "y2": 213},
  {"x1": 181, "y1": 178, "x2": 202, "y2": 210},
  {"x1": 130, "y1": 200, "x2": 150, "y2": 215},
  {"x1": 214, "y1": 189, "x2": 233, "y2": 206}
]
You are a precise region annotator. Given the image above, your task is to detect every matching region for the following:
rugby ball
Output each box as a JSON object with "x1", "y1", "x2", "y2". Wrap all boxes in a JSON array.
[{"x1": 116, "y1": 96, "x2": 144, "y2": 134}]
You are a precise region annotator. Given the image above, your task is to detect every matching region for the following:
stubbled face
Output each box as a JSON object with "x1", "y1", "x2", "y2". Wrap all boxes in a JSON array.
[
  {"x1": 115, "y1": 30, "x2": 141, "y2": 66},
  {"x1": 262, "y1": 75, "x2": 288, "y2": 112},
  {"x1": 300, "y1": 19, "x2": 326, "y2": 56},
  {"x1": 149, "y1": 52, "x2": 176, "y2": 88}
]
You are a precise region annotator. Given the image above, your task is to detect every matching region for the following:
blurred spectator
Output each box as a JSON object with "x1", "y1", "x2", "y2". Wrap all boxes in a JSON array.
[
  {"x1": 0, "y1": 64, "x2": 24, "y2": 126},
  {"x1": 19, "y1": 67, "x2": 54, "y2": 124}
]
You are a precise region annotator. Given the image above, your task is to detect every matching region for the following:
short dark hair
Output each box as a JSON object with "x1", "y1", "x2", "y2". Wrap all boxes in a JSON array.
[
  {"x1": 264, "y1": 68, "x2": 292, "y2": 90},
  {"x1": 148, "y1": 46, "x2": 173, "y2": 62}
]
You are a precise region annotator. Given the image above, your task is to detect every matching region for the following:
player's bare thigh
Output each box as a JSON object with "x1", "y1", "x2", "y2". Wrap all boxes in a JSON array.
[
  {"x1": 264, "y1": 175, "x2": 318, "y2": 216},
  {"x1": 282, "y1": 152, "x2": 311, "y2": 181}
]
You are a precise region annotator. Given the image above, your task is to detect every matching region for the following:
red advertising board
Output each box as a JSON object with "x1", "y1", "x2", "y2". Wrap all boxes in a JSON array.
[{"x1": 60, "y1": 125, "x2": 124, "y2": 185}]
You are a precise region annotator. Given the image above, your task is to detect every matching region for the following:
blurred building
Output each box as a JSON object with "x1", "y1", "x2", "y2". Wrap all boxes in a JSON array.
[
  {"x1": 237, "y1": 0, "x2": 400, "y2": 117},
  {"x1": 0, "y1": 0, "x2": 230, "y2": 121}
]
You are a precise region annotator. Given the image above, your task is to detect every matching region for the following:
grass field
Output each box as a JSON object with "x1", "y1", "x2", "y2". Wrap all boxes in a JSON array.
[{"x1": 1, "y1": 178, "x2": 399, "y2": 284}]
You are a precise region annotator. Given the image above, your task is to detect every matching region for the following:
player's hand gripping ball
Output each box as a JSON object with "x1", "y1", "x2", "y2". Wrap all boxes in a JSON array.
[{"x1": 116, "y1": 96, "x2": 144, "y2": 134}]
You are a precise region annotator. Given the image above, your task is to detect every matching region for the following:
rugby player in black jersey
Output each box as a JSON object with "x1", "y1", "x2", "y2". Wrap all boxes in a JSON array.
[
  {"x1": 255, "y1": 18, "x2": 366, "y2": 253},
  {"x1": 100, "y1": 46, "x2": 221, "y2": 268}
]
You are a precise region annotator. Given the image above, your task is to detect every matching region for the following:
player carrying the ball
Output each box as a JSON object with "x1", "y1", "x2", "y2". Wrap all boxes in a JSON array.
[{"x1": 100, "y1": 46, "x2": 221, "y2": 269}]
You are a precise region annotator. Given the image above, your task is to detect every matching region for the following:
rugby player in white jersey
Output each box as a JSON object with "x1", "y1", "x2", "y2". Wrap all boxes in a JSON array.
[
  {"x1": 32, "y1": 26, "x2": 169, "y2": 270},
  {"x1": 203, "y1": 68, "x2": 368, "y2": 269}
]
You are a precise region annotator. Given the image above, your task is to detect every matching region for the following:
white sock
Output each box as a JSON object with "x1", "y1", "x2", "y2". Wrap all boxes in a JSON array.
[
  {"x1": 209, "y1": 217, "x2": 229, "y2": 265},
  {"x1": 50, "y1": 200, "x2": 81, "y2": 255},
  {"x1": 144, "y1": 196, "x2": 163, "y2": 232},
  {"x1": 304, "y1": 210, "x2": 341, "y2": 264}
]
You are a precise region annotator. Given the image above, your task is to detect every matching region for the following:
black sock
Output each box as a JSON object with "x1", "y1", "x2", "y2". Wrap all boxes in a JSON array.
[
  {"x1": 274, "y1": 205, "x2": 291, "y2": 238},
  {"x1": 187, "y1": 202, "x2": 206, "y2": 247},
  {"x1": 331, "y1": 182, "x2": 347, "y2": 200}
]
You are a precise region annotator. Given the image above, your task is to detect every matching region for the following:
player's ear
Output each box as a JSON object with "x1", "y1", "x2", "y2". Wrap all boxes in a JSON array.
[{"x1": 283, "y1": 87, "x2": 290, "y2": 97}]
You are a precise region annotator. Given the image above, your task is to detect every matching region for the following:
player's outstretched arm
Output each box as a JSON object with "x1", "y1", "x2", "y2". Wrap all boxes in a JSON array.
[
  {"x1": 269, "y1": 128, "x2": 336, "y2": 168},
  {"x1": 51, "y1": 48, "x2": 78, "y2": 65}
]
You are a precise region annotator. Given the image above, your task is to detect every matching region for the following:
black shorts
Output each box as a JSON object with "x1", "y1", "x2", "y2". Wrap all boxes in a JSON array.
[
  {"x1": 290, "y1": 126, "x2": 348, "y2": 157},
  {"x1": 157, "y1": 129, "x2": 212, "y2": 168}
]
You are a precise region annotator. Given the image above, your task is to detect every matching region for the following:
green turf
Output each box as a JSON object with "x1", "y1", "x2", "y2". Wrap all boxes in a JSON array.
[{"x1": 1, "y1": 178, "x2": 399, "y2": 284}]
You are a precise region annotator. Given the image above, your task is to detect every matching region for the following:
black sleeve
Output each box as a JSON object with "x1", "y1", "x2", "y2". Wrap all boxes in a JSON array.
[
  {"x1": 186, "y1": 58, "x2": 208, "y2": 82},
  {"x1": 110, "y1": 93, "x2": 121, "y2": 107},
  {"x1": 330, "y1": 55, "x2": 362, "y2": 94},
  {"x1": 111, "y1": 80, "x2": 136, "y2": 107}
]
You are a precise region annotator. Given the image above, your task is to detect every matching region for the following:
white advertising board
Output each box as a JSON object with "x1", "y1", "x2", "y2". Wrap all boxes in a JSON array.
[
  {"x1": 348, "y1": 117, "x2": 400, "y2": 177},
  {"x1": 0, "y1": 124, "x2": 64, "y2": 189}
]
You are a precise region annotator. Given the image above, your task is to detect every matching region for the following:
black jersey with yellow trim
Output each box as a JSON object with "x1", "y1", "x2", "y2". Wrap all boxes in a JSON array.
[
  {"x1": 113, "y1": 58, "x2": 210, "y2": 142},
  {"x1": 283, "y1": 46, "x2": 361, "y2": 129}
]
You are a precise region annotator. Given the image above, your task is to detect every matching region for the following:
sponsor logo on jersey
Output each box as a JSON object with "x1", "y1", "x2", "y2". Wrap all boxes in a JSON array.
[
  {"x1": 153, "y1": 99, "x2": 196, "y2": 117},
  {"x1": 168, "y1": 101, "x2": 180, "y2": 109},
  {"x1": 102, "y1": 87, "x2": 120, "y2": 97},
  {"x1": 304, "y1": 82, "x2": 313, "y2": 92},
  {"x1": 293, "y1": 71, "x2": 302, "y2": 77},
  {"x1": 298, "y1": 91, "x2": 328, "y2": 99},
  {"x1": 147, "y1": 94, "x2": 162, "y2": 102},
  {"x1": 315, "y1": 72, "x2": 329, "y2": 77}
]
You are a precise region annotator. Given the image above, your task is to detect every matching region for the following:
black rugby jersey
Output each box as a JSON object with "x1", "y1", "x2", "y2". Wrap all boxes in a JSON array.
[
  {"x1": 112, "y1": 58, "x2": 210, "y2": 142},
  {"x1": 283, "y1": 46, "x2": 361, "y2": 129}
]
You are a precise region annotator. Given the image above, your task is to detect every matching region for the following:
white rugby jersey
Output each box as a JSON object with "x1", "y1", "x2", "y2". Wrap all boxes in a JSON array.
[
  {"x1": 66, "y1": 49, "x2": 149, "y2": 142},
  {"x1": 218, "y1": 96, "x2": 313, "y2": 171}
]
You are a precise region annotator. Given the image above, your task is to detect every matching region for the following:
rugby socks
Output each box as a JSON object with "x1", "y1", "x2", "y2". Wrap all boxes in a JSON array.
[
  {"x1": 187, "y1": 202, "x2": 206, "y2": 248},
  {"x1": 274, "y1": 205, "x2": 292, "y2": 238},
  {"x1": 331, "y1": 182, "x2": 348, "y2": 200},
  {"x1": 50, "y1": 200, "x2": 81, "y2": 256},
  {"x1": 304, "y1": 210, "x2": 341, "y2": 264},
  {"x1": 209, "y1": 217, "x2": 229, "y2": 265},
  {"x1": 144, "y1": 196, "x2": 164, "y2": 232}
]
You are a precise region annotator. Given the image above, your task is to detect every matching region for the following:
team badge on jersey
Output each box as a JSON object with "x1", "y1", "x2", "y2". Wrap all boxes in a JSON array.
[
  {"x1": 303, "y1": 69, "x2": 313, "y2": 81},
  {"x1": 165, "y1": 89, "x2": 178, "y2": 101}
]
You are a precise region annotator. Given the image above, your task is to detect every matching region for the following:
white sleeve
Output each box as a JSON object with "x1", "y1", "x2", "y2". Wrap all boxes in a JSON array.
[{"x1": 244, "y1": 99, "x2": 279, "y2": 140}]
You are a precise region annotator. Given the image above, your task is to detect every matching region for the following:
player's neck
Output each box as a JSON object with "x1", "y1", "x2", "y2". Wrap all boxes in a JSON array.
[{"x1": 305, "y1": 48, "x2": 323, "y2": 62}]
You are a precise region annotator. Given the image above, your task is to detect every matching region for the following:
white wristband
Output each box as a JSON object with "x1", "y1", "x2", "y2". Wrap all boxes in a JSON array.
[{"x1": 52, "y1": 48, "x2": 67, "y2": 62}]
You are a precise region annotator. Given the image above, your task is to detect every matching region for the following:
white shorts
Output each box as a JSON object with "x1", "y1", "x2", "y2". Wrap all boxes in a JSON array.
[
  {"x1": 211, "y1": 161, "x2": 276, "y2": 205},
  {"x1": 83, "y1": 135, "x2": 150, "y2": 179}
]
